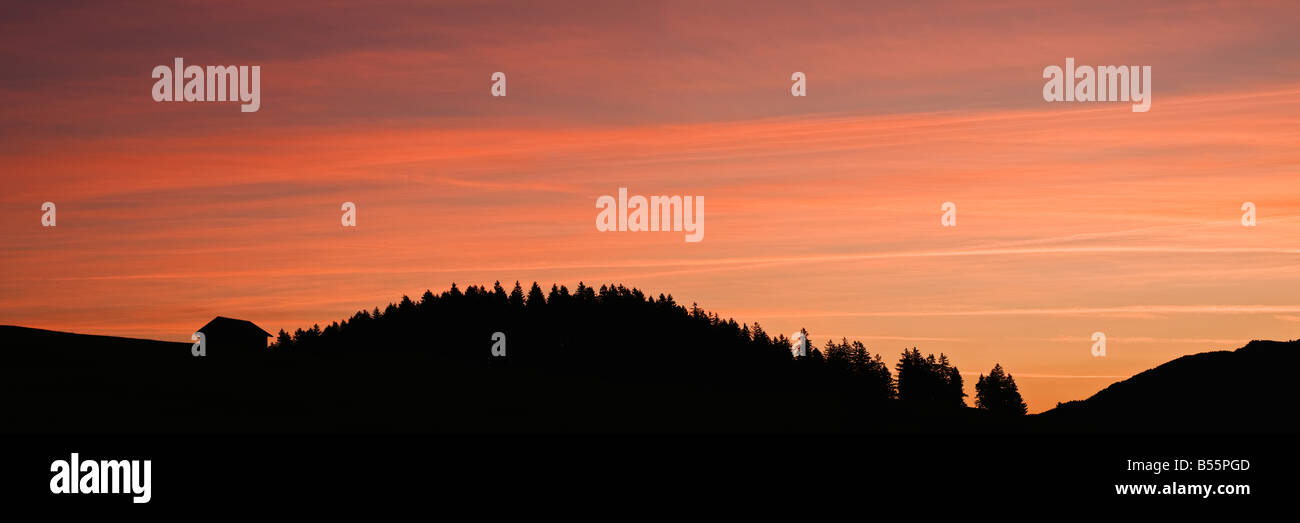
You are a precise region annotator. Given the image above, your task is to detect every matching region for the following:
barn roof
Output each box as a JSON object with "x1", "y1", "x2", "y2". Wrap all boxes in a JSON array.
[{"x1": 198, "y1": 316, "x2": 272, "y2": 337}]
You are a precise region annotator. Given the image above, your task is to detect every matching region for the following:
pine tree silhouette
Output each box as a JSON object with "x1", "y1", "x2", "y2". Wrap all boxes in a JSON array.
[{"x1": 975, "y1": 363, "x2": 1028, "y2": 415}]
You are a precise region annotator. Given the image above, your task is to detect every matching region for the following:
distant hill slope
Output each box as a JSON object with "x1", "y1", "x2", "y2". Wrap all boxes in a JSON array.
[
  {"x1": 1036, "y1": 340, "x2": 1300, "y2": 433},
  {"x1": 0, "y1": 325, "x2": 189, "y2": 364}
]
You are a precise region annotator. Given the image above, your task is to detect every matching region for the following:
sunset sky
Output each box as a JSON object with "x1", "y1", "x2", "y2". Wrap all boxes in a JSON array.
[{"x1": 3, "y1": 0, "x2": 1299, "y2": 411}]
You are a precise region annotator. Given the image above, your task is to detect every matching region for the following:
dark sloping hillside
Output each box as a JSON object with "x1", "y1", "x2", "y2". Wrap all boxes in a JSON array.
[
  {"x1": 0, "y1": 325, "x2": 189, "y2": 364},
  {"x1": 1036, "y1": 340, "x2": 1300, "y2": 433},
  {"x1": 0, "y1": 283, "x2": 933, "y2": 433},
  {"x1": 0, "y1": 321, "x2": 969, "y2": 434},
  {"x1": 6, "y1": 287, "x2": 1295, "y2": 435}
]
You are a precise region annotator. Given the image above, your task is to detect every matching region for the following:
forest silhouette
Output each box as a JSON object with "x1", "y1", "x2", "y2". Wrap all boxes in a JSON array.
[
  {"x1": 1, "y1": 281, "x2": 1294, "y2": 434},
  {"x1": 272, "y1": 281, "x2": 1012, "y2": 413}
]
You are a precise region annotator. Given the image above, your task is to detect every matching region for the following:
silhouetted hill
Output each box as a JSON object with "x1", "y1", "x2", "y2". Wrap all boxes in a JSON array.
[
  {"x1": 0, "y1": 282, "x2": 990, "y2": 433},
  {"x1": 1036, "y1": 340, "x2": 1300, "y2": 433},
  {"x1": 0, "y1": 325, "x2": 189, "y2": 363},
  {"x1": 4, "y1": 284, "x2": 1294, "y2": 435}
]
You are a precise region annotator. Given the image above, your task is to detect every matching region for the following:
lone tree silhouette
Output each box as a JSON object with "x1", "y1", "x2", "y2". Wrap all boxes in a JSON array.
[{"x1": 975, "y1": 363, "x2": 1028, "y2": 415}]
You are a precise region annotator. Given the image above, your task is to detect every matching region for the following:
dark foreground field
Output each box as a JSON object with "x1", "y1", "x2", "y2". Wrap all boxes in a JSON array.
[{"x1": 4, "y1": 325, "x2": 1297, "y2": 434}]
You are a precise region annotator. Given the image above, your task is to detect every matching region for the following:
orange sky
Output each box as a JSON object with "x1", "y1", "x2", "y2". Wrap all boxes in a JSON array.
[{"x1": 3, "y1": 0, "x2": 1299, "y2": 412}]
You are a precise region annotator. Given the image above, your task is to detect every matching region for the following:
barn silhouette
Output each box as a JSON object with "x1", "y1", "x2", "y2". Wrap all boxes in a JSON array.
[{"x1": 196, "y1": 316, "x2": 271, "y2": 356}]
